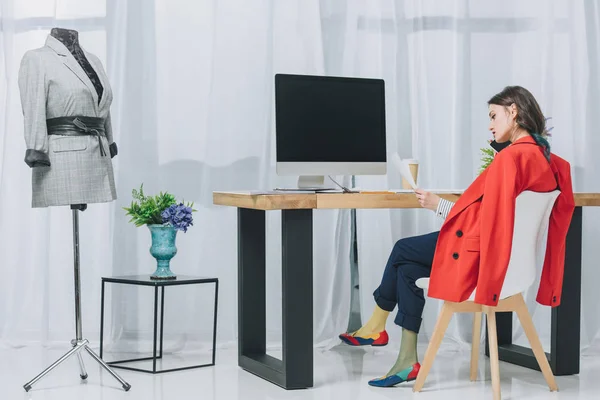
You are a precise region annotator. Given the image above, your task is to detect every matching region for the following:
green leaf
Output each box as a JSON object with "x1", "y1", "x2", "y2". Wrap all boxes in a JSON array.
[
  {"x1": 478, "y1": 147, "x2": 495, "y2": 174},
  {"x1": 124, "y1": 184, "x2": 185, "y2": 227}
]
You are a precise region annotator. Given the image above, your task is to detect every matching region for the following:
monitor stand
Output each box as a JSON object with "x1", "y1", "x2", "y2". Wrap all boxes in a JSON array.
[{"x1": 298, "y1": 175, "x2": 336, "y2": 190}]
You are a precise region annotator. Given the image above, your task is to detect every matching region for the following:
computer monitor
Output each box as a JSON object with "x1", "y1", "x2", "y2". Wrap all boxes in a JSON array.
[{"x1": 274, "y1": 74, "x2": 387, "y2": 189}]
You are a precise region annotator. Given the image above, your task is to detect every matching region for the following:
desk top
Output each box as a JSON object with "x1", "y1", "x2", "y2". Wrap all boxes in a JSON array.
[{"x1": 213, "y1": 191, "x2": 600, "y2": 210}]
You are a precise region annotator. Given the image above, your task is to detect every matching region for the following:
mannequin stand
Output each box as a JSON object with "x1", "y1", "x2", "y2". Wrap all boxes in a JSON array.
[{"x1": 23, "y1": 208, "x2": 131, "y2": 392}]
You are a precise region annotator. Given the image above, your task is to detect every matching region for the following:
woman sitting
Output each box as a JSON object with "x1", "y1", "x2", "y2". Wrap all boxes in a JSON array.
[{"x1": 339, "y1": 86, "x2": 575, "y2": 387}]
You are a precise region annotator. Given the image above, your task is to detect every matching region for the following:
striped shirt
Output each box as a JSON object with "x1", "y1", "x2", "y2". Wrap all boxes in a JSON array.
[{"x1": 435, "y1": 198, "x2": 455, "y2": 220}]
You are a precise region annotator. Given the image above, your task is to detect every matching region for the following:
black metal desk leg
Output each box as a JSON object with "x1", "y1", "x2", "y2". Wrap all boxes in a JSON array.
[
  {"x1": 282, "y1": 209, "x2": 313, "y2": 389},
  {"x1": 237, "y1": 209, "x2": 268, "y2": 368},
  {"x1": 238, "y1": 208, "x2": 266, "y2": 357},
  {"x1": 237, "y1": 208, "x2": 313, "y2": 389},
  {"x1": 551, "y1": 206, "x2": 582, "y2": 375}
]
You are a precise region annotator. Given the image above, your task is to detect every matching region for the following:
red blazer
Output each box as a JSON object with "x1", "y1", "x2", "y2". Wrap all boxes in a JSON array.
[{"x1": 428, "y1": 136, "x2": 575, "y2": 307}]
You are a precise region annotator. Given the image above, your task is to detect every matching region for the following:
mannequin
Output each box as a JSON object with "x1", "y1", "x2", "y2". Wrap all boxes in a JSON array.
[
  {"x1": 18, "y1": 27, "x2": 118, "y2": 208},
  {"x1": 18, "y1": 28, "x2": 129, "y2": 392},
  {"x1": 50, "y1": 28, "x2": 104, "y2": 103},
  {"x1": 51, "y1": 28, "x2": 99, "y2": 214}
]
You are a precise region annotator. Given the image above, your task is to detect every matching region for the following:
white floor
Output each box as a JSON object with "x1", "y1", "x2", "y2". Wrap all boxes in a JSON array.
[{"x1": 2, "y1": 343, "x2": 598, "y2": 400}]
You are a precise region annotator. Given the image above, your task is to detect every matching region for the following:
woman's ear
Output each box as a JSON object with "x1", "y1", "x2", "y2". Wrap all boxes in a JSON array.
[{"x1": 510, "y1": 103, "x2": 518, "y2": 118}]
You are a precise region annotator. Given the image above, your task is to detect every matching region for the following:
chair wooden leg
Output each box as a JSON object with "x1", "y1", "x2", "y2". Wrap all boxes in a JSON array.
[
  {"x1": 514, "y1": 295, "x2": 559, "y2": 391},
  {"x1": 484, "y1": 307, "x2": 501, "y2": 400},
  {"x1": 470, "y1": 312, "x2": 482, "y2": 381},
  {"x1": 413, "y1": 302, "x2": 454, "y2": 392}
]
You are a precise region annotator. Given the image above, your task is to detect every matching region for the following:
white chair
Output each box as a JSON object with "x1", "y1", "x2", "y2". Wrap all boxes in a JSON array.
[{"x1": 414, "y1": 190, "x2": 561, "y2": 400}]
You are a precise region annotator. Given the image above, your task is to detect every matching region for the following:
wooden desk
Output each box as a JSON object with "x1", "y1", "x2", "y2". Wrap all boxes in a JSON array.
[{"x1": 214, "y1": 191, "x2": 600, "y2": 389}]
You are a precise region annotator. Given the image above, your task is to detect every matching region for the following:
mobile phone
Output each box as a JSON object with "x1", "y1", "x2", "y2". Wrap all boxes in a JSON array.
[{"x1": 490, "y1": 140, "x2": 511, "y2": 152}]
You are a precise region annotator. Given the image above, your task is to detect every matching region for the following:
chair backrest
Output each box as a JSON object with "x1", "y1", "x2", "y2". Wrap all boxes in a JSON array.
[{"x1": 470, "y1": 190, "x2": 561, "y2": 301}]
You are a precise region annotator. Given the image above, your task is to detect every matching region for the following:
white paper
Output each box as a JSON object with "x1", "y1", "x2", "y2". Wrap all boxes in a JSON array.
[{"x1": 391, "y1": 153, "x2": 417, "y2": 190}]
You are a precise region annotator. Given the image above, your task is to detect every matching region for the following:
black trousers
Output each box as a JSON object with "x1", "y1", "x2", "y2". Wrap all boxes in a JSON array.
[{"x1": 372, "y1": 231, "x2": 439, "y2": 333}]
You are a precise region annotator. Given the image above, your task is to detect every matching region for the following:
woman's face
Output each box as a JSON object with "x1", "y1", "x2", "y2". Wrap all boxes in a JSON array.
[{"x1": 488, "y1": 104, "x2": 516, "y2": 143}]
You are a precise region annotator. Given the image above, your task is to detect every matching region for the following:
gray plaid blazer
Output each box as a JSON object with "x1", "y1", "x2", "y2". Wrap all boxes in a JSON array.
[{"x1": 18, "y1": 35, "x2": 117, "y2": 208}]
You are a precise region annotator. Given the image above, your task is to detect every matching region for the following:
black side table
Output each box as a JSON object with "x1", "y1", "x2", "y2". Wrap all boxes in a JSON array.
[{"x1": 99, "y1": 275, "x2": 218, "y2": 374}]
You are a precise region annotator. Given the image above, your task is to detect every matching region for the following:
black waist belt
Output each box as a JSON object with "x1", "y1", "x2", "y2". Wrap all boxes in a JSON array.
[{"x1": 47, "y1": 116, "x2": 107, "y2": 156}]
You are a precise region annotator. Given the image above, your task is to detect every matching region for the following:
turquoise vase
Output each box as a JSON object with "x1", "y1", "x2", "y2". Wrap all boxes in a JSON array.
[{"x1": 148, "y1": 224, "x2": 178, "y2": 280}]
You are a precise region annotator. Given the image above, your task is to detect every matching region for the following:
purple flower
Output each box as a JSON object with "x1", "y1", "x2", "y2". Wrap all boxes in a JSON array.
[{"x1": 161, "y1": 203, "x2": 194, "y2": 232}]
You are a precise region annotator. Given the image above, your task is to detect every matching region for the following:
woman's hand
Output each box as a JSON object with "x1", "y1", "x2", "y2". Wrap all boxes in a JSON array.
[{"x1": 415, "y1": 189, "x2": 441, "y2": 211}]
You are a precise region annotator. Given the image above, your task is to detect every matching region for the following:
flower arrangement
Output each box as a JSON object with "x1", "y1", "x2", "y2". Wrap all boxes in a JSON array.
[{"x1": 124, "y1": 184, "x2": 195, "y2": 232}]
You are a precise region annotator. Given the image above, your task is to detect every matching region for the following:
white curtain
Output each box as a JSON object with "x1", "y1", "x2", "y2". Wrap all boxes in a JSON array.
[
  {"x1": 337, "y1": 0, "x2": 600, "y2": 354},
  {"x1": 0, "y1": 0, "x2": 351, "y2": 354},
  {"x1": 1, "y1": 0, "x2": 599, "y2": 359}
]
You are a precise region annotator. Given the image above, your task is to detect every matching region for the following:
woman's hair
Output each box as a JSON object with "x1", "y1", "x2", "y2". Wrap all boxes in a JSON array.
[{"x1": 488, "y1": 86, "x2": 551, "y2": 162}]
